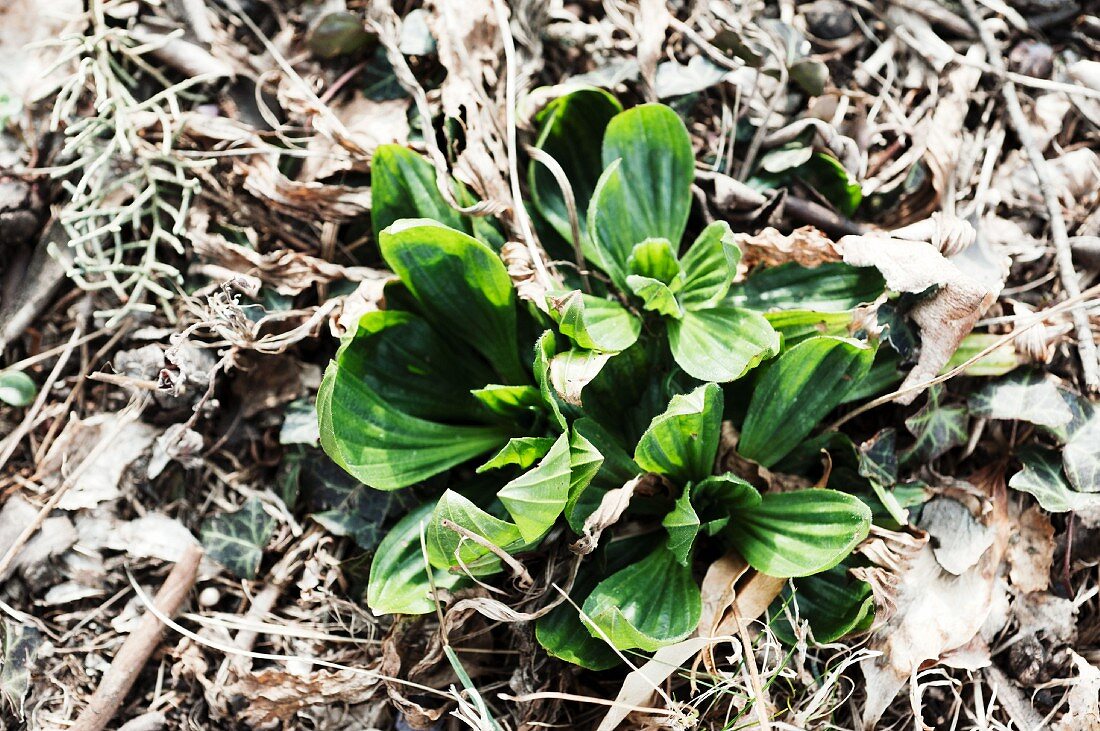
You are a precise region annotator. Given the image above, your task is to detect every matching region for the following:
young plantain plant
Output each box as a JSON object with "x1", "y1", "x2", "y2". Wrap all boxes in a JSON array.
[{"x1": 318, "y1": 91, "x2": 894, "y2": 665}]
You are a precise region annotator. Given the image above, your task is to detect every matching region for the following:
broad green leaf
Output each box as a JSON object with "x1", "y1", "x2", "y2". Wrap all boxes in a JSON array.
[
  {"x1": 772, "y1": 566, "x2": 874, "y2": 645},
  {"x1": 426, "y1": 491, "x2": 526, "y2": 575},
  {"x1": 693, "y1": 473, "x2": 762, "y2": 517},
  {"x1": 900, "y1": 385, "x2": 968, "y2": 463},
  {"x1": 764, "y1": 310, "x2": 853, "y2": 349},
  {"x1": 336, "y1": 310, "x2": 488, "y2": 421},
  {"x1": 498, "y1": 432, "x2": 572, "y2": 542},
  {"x1": 574, "y1": 418, "x2": 639, "y2": 490},
  {"x1": 370, "y1": 144, "x2": 468, "y2": 240},
  {"x1": 668, "y1": 306, "x2": 780, "y2": 383},
  {"x1": 470, "y1": 384, "x2": 544, "y2": 419},
  {"x1": 968, "y1": 370, "x2": 1073, "y2": 429},
  {"x1": 0, "y1": 371, "x2": 35, "y2": 407},
  {"x1": 1064, "y1": 414, "x2": 1100, "y2": 493},
  {"x1": 635, "y1": 383, "x2": 722, "y2": 484},
  {"x1": 318, "y1": 359, "x2": 511, "y2": 490},
  {"x1": 1, "y1": 620, "x2": 41, "y2": 719},
  {"x1": 201, "y1": 498, "x2": 276, "y2": 579},
  {"x1": 858, "y1": 428, "x2": 897, "y2": 487},
  {"x1": 726, "y1": 490, "x2": 871, "y2": 577},
  {"x1": 840, "y1": 348, "x2": 904, "y2": 404},
  {"x1": 662, "y1": 487, "x2": 700, "y2": 566},
  {"x1": 589, "y1": 104, "x2": 694, "y2": 287},
  {"x1": 368, "y1": 500, "x2": 464, "y2": 615},
  {"x1": 568, "y1": 426, "x2": 604, "y2": 501},
  {"x1": 679, "y1": 221, "x2": 742, "y2": 309},
  {"x1": 477, "y1": 437, "x2": 556, "y2": 473},
  {"x1": 582, "y1": 543, "x2": 702, "y2": 651},
  {"x1": 800, "y1": 152, "x2": 861, "y2": 217},
  {"x1": 728, "y1": 262, "x2": 885, "y2": 312},
  {"x1": 529, "y1": 88, "x2": 622, "y2": 258},
  {"x1": 549, "y1": 349, "x2": 613, "y2": 407},
  {"x1": 547, "y1": 290, "x2": 640, "y2": 352},
  {"x1": 1010, "y1": 447, "x2": 1100, "y2": 512},
  {"x1": 380, "y1": 220, "x2": 524, "y2": 383},
  {"x1": 533, "y1": 331, "x2": 567, "y2": 429},
  {"x1": 626, "y1": 275, "x2": 682, "y2": 318},
  {"x1": 942, "y1": 333, "x2": 1020, "y2": 377},
  {"x1": 739, "y1": 337, "x2": 875, "y2": 468},
  {"x1": 627, "y1": 238, "x2": 682, "y2": 286}
]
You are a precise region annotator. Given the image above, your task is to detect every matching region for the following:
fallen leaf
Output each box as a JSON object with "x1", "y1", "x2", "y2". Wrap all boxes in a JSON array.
[
  {"x1": 571, "y1": 477, "x2": 639, "y2": 555},
  {"x1": 1006, "y1": 505, "x2": 1054, "y2": 594},
  {"x1": 735, "y1": 226, "x2": 838, "y2": 272},
  {"x1": 226, "y1": 668, "x2": 379, "y2": 725},
  {"x1": 0, "y1": 620, "x2": 41, "y2": 719},
  {"x1": 1053, "y1": 652, "x2": 1100, "y2": 731}
]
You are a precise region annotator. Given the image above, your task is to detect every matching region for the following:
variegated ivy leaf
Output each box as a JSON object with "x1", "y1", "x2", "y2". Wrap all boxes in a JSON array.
[
  {"x1": 1, "y1": 621, "x2": 41, "y2": 719},
  {"x1": 901, "y1": 385, "x2": 968, "y2": 463},
  {"x1": 304, "y1": 457, "x2": 413, "y2": 551},
  {"x1": 201, "y1": 498, "x2": 276, "y2": 579},
  {"x1": 1063, "y1": 414, "x2": 1100, "y2": 493},
  {"x1": 1010, "y1": 447, "x2": 1100, "y2": 512},
  {"x1": 967, "y1": 370, "x2": 1073, "y2": 429},
  {"x1": 858, "y1": 428, "x2": 897, "y2": 486}
]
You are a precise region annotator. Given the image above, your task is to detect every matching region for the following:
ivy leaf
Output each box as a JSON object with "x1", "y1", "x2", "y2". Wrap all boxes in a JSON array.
[
  {"x1": 589, "y1": 104, "x2": 694, "y2": 288},
  {"x1": 1063, "y1": 413, "x2": 1100, "y2": 493},
  {"x1": 0, "y1": 371, "x2": 35, "y2": 407},
  {"x1": 967, "y1": 370, "x2": 1073, "y2": 429},
  {"x1": 498, "y1": 432, "x2": 572, "y2": 542},
  {"x1": 662, "y1": 487, "x2": 700, "y2": 566},
  {"x1": 201, "y1": 498, "x2": 276, "y2": 579},
  {"x1": 679, "y1": 221, "x2": 742, "y2": 309},
  {"x1": 582, "y1": 542, "x2": 702, "y2": 651},
  {"x1": 477, "y1": 437, "x2": 556, "y2": 473},
  {"x1": 668, "y1": 305, "x2": 780, "y2": 383},
  {"x1": 900, "y1": 385, "x2": 969, "y2": 463},
  {"x1": 1010, "y1": 447, "x2": 1100, "y2": 512},
  {"x1": 529, "y1": 88, "x2": 622, "y2": 260},
  {"x1": 367, "y1": 500, "x2": 464, "y2": 615},
  {"x1": 634, "y1": 383, "x2": 723, "y2": 485},
  {"x1": 727, "y1": 262, "x2": 885, "y2": 312},
  {"x1": 739, "y1": 336, "x2": 875, "y2": 468},
  {"x1": 725, "y1": 489, "x2": 871, "y2": 577},
  {"x1": 1, "y1": 621, "x2": 41, "y2": 719},
  {"x1": 381, "y1": 220, "x2": 524, "y2": 384},
  {"x1": 370, "y1": 144, "x2": 469, "y2": 240},
  {"x1": 858, "y1": 428, "x2": 897, "y2": 487},
  {"x1": 547, "y1": 290, "x2": 641, "y2": 352},
  {"x1": 305, "y1": 457, "x2": 408, "y2": 550},
  {"x1": 626, "y1": 275, "x2": 682, "y2": 318},
  {"x1": 426, "y1": 491, "x2": 526, "y2": 576},
  {"x1": 627, "y1": 238, "x2": 683, "y2": 286}
]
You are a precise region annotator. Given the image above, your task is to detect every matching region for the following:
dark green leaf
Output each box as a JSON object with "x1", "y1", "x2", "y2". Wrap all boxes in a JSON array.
[
  {"x1": 498, "y1": 432, "x2": 572, "y2": 542},
  {"x1": 627, "y1": 275, "x2": 682, "y2": 318},
  {"x1": 627, "y1": 238, "x2": 683, "y2": 286},
  {"x1": 470, "y1": 385, "x2": 544, "y2": 419},
  {"x1": 368, "y1": 500, "x2": 464, "y2": 615},
  {"x1": 858, "y1": 428, "x2": 897, "y2": 487},
  {"x1": 662, "y1": 487, "x2": 700, "y2": 565},
  {"x1": 201, "y1": 498, "x2": 276, "y2": 579},
  {"x1": 370, "y1": 145, "x2": 468, "y2": 240},
  {"x1": 764, "y1": 310, "x2": 853, "y2": 349},
  {"x1": 727, "y1": 263, "x2": 885, "y2": 312},
  {"x1": 726, "y1": 489, "x2": 871, "y2": 577},
  {"x1": 772, "y1": 566, "x2": 874, "y2": 644},
  {"x1": 0, "y1": 621, "x2": 40, "y2": 719},
  {"x1": 306, "y1": 457, "x2": 406, "y2": 550},
  {"x1": 679, "y1": 221, "x2": 742, "y2": 310},
  {"x1": 668, "y1": 306, "x2": 780, "y2": 383},
  {"x1": 477, "y1": 437, "x2": 556, "y2": 473},
  {"x1": 634, "y1": 383, "x2": 723, "y2": 485},
  {"x1": 426, "y1": 491, "x2": 526, "y2": 576},
  {"x1": 547, "y1": 290, "x2": 641, "y2": 352},
  {"x1": 798, "y1": 153, "x2": 860, "y2": 217},
  {"x1": 968, "y1": 370, "x2": 1073, "y2": 429},
  {"x1": 900, "y1": 386, "x2": 969, "y2": 463},
  {"x1": 739, "y1": 337, "x2": 875, "y2": 468},
  {"x1": 533, "y1": 331, "x2": 567, "y2": 429},
  {"x1": 1010, "y1": 447, "x2": 1100, "y2": 512}
]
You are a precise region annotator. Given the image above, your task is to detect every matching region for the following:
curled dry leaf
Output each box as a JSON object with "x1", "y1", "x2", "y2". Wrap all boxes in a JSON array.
[
  {"x1": 226, "y1": 668, "x2": 379, "y2": 725},
  {"x1": 697, "y1": 550, "x2": 785, "y2": 676},
  {"x1": 735, "y1": 226, "x2": 838, "y2": 272},
  {"x1": 854, "y1": 469, "x2": 1010, "y2": 728},
  {"x1": 1053, "y1": 653, "x2": 1100, "y2": 731},
  {"x1": 571, "y1": 477, "x2": 639, "y2": 555},
  {"x1": 1006, "y1": 505, "x2": 1054, "y2": 594},
  {"x1": 502, "y1": 241, "x2": 551, "y2": 312}
]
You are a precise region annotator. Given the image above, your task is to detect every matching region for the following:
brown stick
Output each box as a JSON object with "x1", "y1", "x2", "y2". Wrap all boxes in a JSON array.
[{"x1": 69, "y1": 544, "x2": 203, "y2": 731}]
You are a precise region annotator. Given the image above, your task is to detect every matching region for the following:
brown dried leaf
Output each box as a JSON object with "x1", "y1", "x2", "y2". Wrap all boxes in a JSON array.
[
  {"x1": 735, "y1": 226, "x2": 840, "y2": 272},
  {"x1": 1007, "y1": 505, "x2": 1055, "y2": 594},
  {"x1": 227, "y1": 668, "x2": 379, "y2": 725},
  {"x1": 1053, "y1": 653, "x2": 1100, "y2": 731},
  {"x1": 570, "y1": 477, "x2": 639, "y2": 555}
]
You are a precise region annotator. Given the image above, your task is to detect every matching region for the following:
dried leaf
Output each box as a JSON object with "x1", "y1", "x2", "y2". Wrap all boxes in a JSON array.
[
  {"x1": 0, "y1": 621, "x2": 40, "y2": 719},
  {"x1": 1006, "y1": 506, "x2": 1054, "y2": 594},
  {"x1": 1053, "y1": 653, "x2": 1100, "y2": 731},
  {"x1": 227, "y1": 668, "x2": 379, "y2": 725},
  {"x1": 735, "y1": 226, "x2": 839, "y2": 272},
  {"x1": 571, "y1": 477, "x2": 639, "y2": 555}
]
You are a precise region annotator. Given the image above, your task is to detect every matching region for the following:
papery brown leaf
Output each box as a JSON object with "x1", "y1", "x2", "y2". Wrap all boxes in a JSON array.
[
  {"x1": 228, "y1": 668, "x2": 380, "y2": 725},
  {"x1": 735, "y1": 226, "x2": 840, "y2": 272}
]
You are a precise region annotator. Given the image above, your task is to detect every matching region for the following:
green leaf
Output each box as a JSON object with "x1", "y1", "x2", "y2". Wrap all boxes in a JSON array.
[
  {"x1": 626, "y1": 275, "x2": 682, "y2": 318},
  {"x1": 368, "y1": 500, "x2": 464, "y2": 615},
  {"x1": 739, "y1": 337, "x2": 875, "y2": 467},
  {"x1": 635, "y1": 383, "x2": 723, "y2": 484},
  {"x1": 679, "y1": 221, "x2": 742, "y2": 310},
  {"x1": 0, "y1": 371, "x2": 35, "y2": 407},
  {"x1": 799, "y1": 152, "x2": 861, "y2": 217},
  {"x1": 668, "y1": 305, "x2": 780, "y2": 383},
  {"x1": 498, "y1": 432, "x2": 572, "y2": 542},
  {"x1": 568, "y1": 426, "x2": 605, "y2": 500},
  {"x1": 728, "y1": 262, "x2": 884, "y2": 312},
  {"x1": 533, "y1": 331, "x2": 567, "y2": 429},
  {"x1": 318, "y1": 357, "x2": 511, "y2": 490},
  {"x1": 547, "y1": 290, "x2": 641, "y2": 352},
  {"x1": 477, "y1": 436, "x2": 556, "y2": 473},
  {"x1": 549, "y1": 349, "x2": 613, "y2": 407},
  {"x1": 764, "y1": 310, "x2": 853, "y2": 349},
  {"x1": 529, "y1": 88, "x2": 622, "y2": 257},
  {"x1": 772, "y1": 566, "x2": 874, "y2": 644},
  {"x1": 370, "y1": 144, "x2": 469, "y2": 240},
  {"x1": 663, "y1": 487, "x2": 700, "y2": 566},
  {"x1": 470, "y1": 385, "x2": 544, "y2": 419},
  {"x1": 1010, "y1": 447, "x2": 1100, "y2": 512},
  {"x1": 1064, "y1": 414, "x2": 1100, "y2": 493},
  {"x1": 582, "y1": 543, "x2": 702, "y2": 651},
  {"x1": 693, "y1": 473, "x2": 762, "y2": 516},
  {"x1": 380, "y1": 220, "x2": 524, "y2": 383},
  {"x1": 900, "y1": 385, "x2": 969, "y2": 463},
  {"x1": 627, "y1": 238, "x2": 683, "y2": 286},
  {"x1": 201, "y1": 498, "x2": 276, "y2": 579},
  {"x1": 426, "y1": 491, "x2": 526, "y2": 575},
  {"x1": 858, "y1": 428, "x2": 897, "y2": 487},
  {"x1": 726, "y1": 490, "x2": 871, "y2": 577},
  {"x1": 968, "y1": 370, "x2": 1073, "y2": 429},
  {"x1": 589, "y1": 104, "x2": 694, "y2": 288},
  {"x1": 942, "y1": 333, "x2": 1020, "y2": 377},
  {"x1": 1, "y1": 620, "x2": 41, "y2": 719}
]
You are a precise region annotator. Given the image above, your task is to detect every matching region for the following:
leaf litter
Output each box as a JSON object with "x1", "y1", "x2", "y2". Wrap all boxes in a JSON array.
[{"x1": 1, "y1": 0, "x2": 1100, "y2": 729}]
